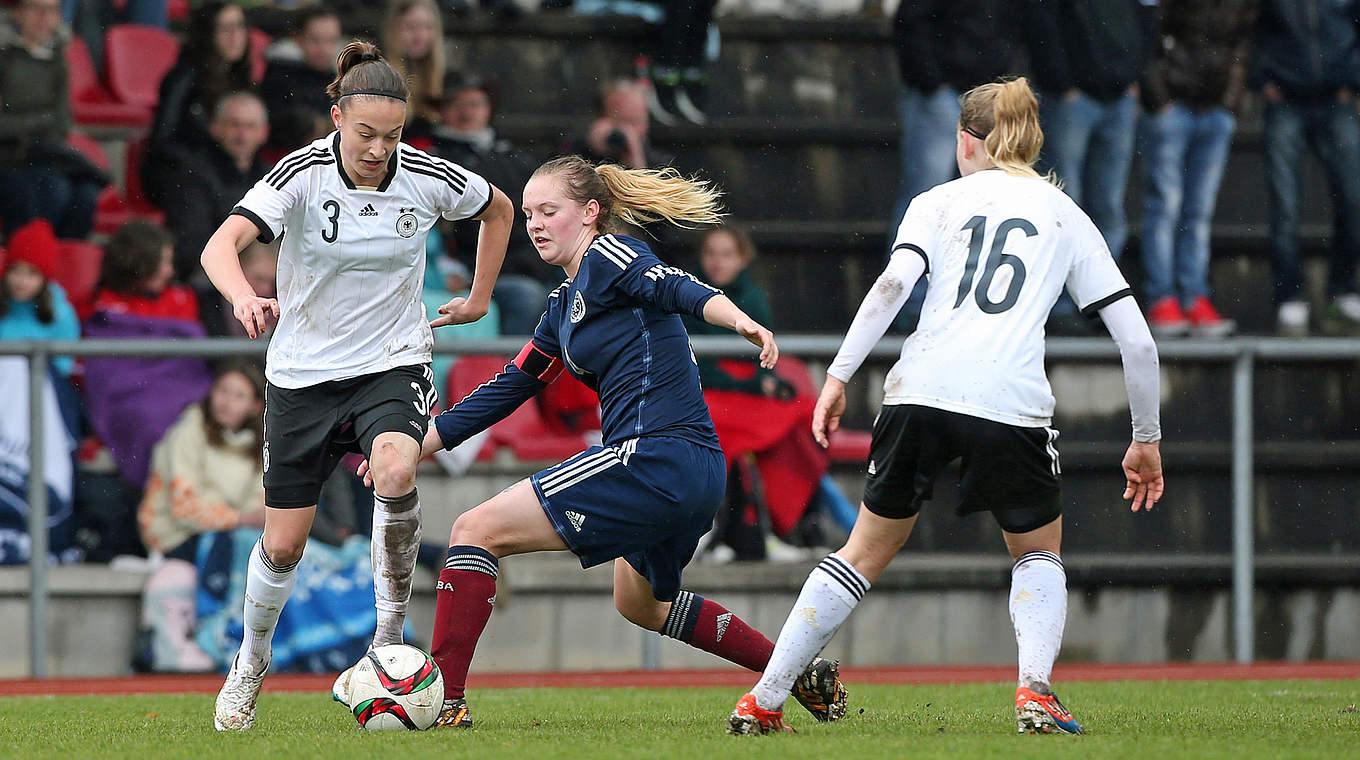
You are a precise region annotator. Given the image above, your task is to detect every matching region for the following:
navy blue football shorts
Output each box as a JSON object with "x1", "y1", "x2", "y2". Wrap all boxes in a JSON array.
[{"x1": 531, "y1": 435, "x2": 726, "y2": 602}]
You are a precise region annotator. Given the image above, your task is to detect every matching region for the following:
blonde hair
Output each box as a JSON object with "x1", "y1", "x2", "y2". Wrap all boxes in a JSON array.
[
  {"x1": 534, "y1": 156, "x2": 725, "y2": 233},
  {"x1": 383, "y1": 0, "x2": 444, "y2": 123},
  {"x1": 959, "y1": 77, "x2": 1056, "y2": 184}
]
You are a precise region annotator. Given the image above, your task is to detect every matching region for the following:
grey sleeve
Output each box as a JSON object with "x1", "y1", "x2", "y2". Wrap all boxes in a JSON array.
[{"x1": 1098, "y1": 296, "x2": 1162, "y2": 443}]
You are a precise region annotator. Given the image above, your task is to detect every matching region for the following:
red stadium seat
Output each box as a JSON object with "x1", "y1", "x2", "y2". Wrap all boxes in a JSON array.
[
  {"x1": 775, "y1": 355, "x2": 872, "y2": 464},
  {"x1": 67, "y1": 133, "x2": 165, "y2": 235},
  {"x1": 249, "y1": 28, "x2": 270, "y2": 84},
  {"x1": 54, "y1": 240, "x2": 103, "y2": 317},
  {"x1": 66, "y1": 36, "x2": 152, "y2": 127},
  {"x1": 104, "y1": 24, "x2": 180, "y2": 111},
  {"x1": 446, "y1": 356, "x2": 588, "y2": 462}
]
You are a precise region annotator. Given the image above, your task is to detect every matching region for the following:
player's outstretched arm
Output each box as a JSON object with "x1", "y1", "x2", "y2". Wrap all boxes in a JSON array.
[
  {"x1": 701, "y1": 294, "x2": 778, "y2": 369},
  {"x1": 201, "y1": 214, "x2": 279, "y2": 339},
  {"x1": 433, "y1": 185, "x2": 514, "y2": 328}
]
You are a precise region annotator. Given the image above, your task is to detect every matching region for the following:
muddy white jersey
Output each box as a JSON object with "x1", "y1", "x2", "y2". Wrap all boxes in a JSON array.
[
  {"x1": 233, "y1": 133, "x2": 492, "y2": 389},
  {"x1": 884, "y1": 169, "x2": 1131, "y2": 427}
]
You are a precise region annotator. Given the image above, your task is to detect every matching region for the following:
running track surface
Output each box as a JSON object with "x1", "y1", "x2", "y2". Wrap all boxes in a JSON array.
[{"x1": 3, "y1": 662, "x2": 1359, "y2": 697}]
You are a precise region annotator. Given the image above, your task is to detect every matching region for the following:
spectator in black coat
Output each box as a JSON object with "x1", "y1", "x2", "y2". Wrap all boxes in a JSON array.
[
  {"x1": 143, "y1": 0, "x2": 256, "y2": 253},
  {"x1": 159, "y1": 91, "x2": 270, "y2": 331},
  {"x1": 259, "y1": 5, "x2": 341, "y2": 155}
]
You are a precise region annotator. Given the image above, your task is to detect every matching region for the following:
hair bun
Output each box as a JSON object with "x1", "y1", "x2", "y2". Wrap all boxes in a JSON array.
[{"x1": 359, "y1": 51, "x2": 379, "y2": 62}]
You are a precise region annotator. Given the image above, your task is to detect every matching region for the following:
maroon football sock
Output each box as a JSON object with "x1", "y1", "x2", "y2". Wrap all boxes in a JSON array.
[
  {"x1": 430, "y1": 545, "x2": 498, "y2": 701},
  {"x1": 660, "y1": 591, "x2": 774, "y2": 672}
]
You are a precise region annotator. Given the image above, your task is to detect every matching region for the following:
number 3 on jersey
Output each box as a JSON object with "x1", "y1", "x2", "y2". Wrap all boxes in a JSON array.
[
  {"x1": 954, "y1": 215, "x2": 1036, "y2": 314},
  {"x1": 322, "y1": 199, "x2": 340, "y2": 243}
]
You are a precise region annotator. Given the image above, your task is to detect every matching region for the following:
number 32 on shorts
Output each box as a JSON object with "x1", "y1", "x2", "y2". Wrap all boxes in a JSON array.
[{"x1": 410, "y1": 365, "x2": 437, "y2": 416}]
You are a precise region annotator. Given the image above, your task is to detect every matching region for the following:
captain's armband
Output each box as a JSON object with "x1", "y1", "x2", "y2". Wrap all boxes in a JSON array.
[{"x1": 514, "y1": 341, "x2": 564, "y2": 383}]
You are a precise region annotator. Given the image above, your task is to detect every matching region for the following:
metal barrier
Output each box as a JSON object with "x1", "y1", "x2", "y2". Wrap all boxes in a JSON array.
[{"x1": 3, "y1": 335, "x2": 1359, "y2": 676}]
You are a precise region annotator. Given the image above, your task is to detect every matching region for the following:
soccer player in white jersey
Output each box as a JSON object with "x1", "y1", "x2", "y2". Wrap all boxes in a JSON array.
[
  {"x1": 201, "y1": 40, "x2": 514, "y2": 732},
  {"x1": 727, "y1": 77, "x2": 1165, "y2": 736}
]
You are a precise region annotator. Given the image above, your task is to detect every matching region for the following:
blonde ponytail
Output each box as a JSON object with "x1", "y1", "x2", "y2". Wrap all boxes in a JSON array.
[
  {"x1": 533, "y1": 156, "x2": 725, "y2": 233},
  {"x1": 960, "y1": 77, "x2": 1056, "y2": 184}
]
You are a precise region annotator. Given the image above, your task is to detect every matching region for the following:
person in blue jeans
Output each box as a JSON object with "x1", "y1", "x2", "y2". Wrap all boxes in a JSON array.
[
  {"x1": 1138, "y1": 0, "x2": 1259, "y2": 338},
  {"x1": 890, "y1": 0, "x2": 1017, "y2": 332},
  {"x1": 1253, "y1": 0, "x2": 1360, "y2": 335},
  {"x1": 1025, "y1": 0, "x2": 1156, "y2": 333}
]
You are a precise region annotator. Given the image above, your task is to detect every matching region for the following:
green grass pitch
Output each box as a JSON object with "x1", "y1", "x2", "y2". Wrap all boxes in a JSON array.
[{"x1": 2, "y1": 680, "x2": 1357, "y2": 760}]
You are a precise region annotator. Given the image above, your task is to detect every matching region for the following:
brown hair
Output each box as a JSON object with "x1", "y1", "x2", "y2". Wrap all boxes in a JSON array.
[
  {"x1": 326, "y1": 40, "x2": 410, "y2": 107},
  {"x1": 701, "y1": 224, "x2": 757, "y2": 263},
  {"x1": 98, "y1": 222, "x2": 174, "y2": 296},
  {"x1": 958, "y1": 77, "x2": 1055, "y2": 183},
  {"x1": 533, "y1": 156, "x2": 724, "y2": 234},
  {"x1": 382, "y1": 0, "x2": 444, "y2": 121},
  {"x1": 199, "y1": 360, "x2": 266, "y2": 466}
]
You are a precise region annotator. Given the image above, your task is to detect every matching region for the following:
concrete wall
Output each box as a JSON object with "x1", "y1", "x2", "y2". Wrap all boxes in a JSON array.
[{"x1": 4, "y1": 554, "x2": 1358, "y2": 678}]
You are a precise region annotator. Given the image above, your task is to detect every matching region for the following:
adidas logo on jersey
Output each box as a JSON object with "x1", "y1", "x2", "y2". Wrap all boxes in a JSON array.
[
  {"x1": 359, "y1": 203, "x2": 378, "y2": 217},
  {"x1": 565, "y1": 510, "x2": 586, "y2": 532},
  {"x1": 867, "y1": 460, "x2": 877, "y2": 476},
  {"x1": 715, "y1": 612, "x2": 732, "y2": 643}
]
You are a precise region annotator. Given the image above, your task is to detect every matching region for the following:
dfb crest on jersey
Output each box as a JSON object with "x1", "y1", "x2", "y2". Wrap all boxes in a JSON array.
[
  {"x1": 396, "y1": 208, "x2": 418, "y2": 238},
  {"x1": 570, "y1": 291, "x2": 586, "y2": 323}
]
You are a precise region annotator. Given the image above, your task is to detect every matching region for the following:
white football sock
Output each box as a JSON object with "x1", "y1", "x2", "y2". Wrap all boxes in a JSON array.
[
  {"x1": 239, "y1": 539, "x2": 299, "y2": 674},
  {"x1": 1009, "y1": 550, "x2": 1067, "y2": 693},
  {"x1": 751, "y1": 553, "x2": 869, "y2": 711},
  {"x1": 371, "y1": 489, "x2": 422, "y2": 647}
]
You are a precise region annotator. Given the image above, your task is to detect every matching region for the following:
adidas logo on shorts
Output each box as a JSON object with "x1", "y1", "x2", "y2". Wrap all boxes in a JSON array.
[
  {"x1": 867, "y1": 460, "x2": 877, "y2": 476},
  {"x1": 359, "y1": 203, "x2": 378, "y2": 217},
  {"x1": 565, "y1": 510, "x2": 586, "y2": 532}
]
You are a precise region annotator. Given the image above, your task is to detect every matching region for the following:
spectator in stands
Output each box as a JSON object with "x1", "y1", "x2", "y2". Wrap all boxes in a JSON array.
[
  {"x1": 157, "y1": 92, "x2": 271, "y2": 298},
  {"x1": 1024, "y1": 0, "x2": 1156, "y2": 333},
  {"x1": 384, "y1": 0, "x2": 444, "y2": 140},
  {"x1": 1139, "y1": 0, "x2": 1258, "y2": 339},
  {"x1": 646, "y1": 0, "x2": 717, "y2": 125},
  {"x1": 83, "y1": 222, "x2": 212, "y2": 492},
  {"x1": 260, "y1": 5, "x2": 342, "y2": 155},
  {"x1": 431, "y1": 72, "x2": 556, "y2": 334},
  {"x1": 1252, "y1": 0, "x2": 1360, "y2": 335},
  {"x1": 136, "y1": 361, "x2": 267, "y2": 673},
  {"x1": 0, "y1": 219, "x2": 78, "y2": 377},
  {"x1": 578, "y1": 78, "x2": 666, "y2": 170},
  {"x1": 144, "y1": 1, "x2": 256, "y2": 232},
  {"x1": 683, "y1": 226, "x2": 852, "y2": 558},
  {"x1": 0, "y1": 0, "x2": 104, "y2": 239}
]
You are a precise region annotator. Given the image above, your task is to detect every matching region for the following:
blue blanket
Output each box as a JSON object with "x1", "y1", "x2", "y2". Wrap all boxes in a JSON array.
[{"x1": 194, "y1": 529, "x2": 409, "y2": 672}]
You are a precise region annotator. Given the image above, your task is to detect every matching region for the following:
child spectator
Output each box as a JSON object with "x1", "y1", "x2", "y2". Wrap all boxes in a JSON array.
[
  {"x1": 136, "y1": 362, "x2": 267, "y2": 672},
  {"x1": 0, "y1": 219, "x2": 78, "y2": 377}
]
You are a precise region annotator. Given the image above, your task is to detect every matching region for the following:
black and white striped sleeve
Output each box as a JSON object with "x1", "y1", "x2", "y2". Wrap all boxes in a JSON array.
[
  {"x1": 402, "y1": 150, "x2": 493, "y2": 221},
  {"x1": 231, "y1": 145, "x2": 331, "y2": 243}
]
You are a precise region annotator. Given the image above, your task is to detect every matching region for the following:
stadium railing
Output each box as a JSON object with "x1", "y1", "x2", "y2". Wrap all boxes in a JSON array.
[{"x1": 3, "y1": 335, "x2": 1359, "y2": 677}]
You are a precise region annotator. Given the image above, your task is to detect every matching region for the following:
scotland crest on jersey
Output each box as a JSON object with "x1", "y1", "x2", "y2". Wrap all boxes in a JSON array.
[{"x1": 570, "y1": 291, "x2": 586, "y2": 323}]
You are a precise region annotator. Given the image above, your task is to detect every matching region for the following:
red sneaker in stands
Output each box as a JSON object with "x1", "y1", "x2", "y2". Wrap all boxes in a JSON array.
[
  {"x1": 1146, "y1": 296, "x2": 1189, "y2": 338},
  {"x1": 1185, "y1": 295, "x2": 1235, "y2": 338}
]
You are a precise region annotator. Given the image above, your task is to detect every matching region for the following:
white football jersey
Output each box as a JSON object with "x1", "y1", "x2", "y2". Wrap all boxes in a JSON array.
[
  {"x1": 233, "y1": 133, "x2": 492, "y2": 389},
  {"x1": 885, "y1": 169, "x2": 1131, "y2": 427}
]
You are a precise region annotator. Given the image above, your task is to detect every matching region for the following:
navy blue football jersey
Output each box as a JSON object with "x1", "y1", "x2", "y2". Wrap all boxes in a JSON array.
[{"x1": 433, "y1": 233, "x2": 724, "y2": 451}]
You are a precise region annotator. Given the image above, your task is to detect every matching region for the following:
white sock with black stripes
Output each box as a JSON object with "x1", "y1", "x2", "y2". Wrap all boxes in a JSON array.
[
  {"x1": 1009, "y1": 550, "x2": 1067, "y2": 694},
  {"x1": 750, "y1": 553, "x2": 869, "y2": 711},
  {"x1": 371, "y1": 489, "x2": 422, "y2": 647},
  {"x1": 239, "y1": 539, "x2": 299, "y2": 674}
]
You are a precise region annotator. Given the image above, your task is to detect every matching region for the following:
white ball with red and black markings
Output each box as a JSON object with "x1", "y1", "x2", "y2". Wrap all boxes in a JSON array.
[{"x1": 346, "y1": 644, "x2": 445, "y2": 730}]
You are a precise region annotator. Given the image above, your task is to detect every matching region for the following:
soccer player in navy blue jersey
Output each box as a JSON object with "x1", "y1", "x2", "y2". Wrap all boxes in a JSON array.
[{"x1": 358, "y1": 155, "x2": 848, "y2": 728}]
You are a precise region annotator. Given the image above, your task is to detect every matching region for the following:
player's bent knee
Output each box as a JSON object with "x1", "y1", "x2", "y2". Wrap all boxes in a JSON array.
[
  {"x1": 370, "y1": 457, "x2": 417, "y2": 495},
  {"x1": 448, "y1": 508, "x2": 504, "y2": 556},
  {"x1": 261, "y1": 534, "x2": 306, "y2": 567}
]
